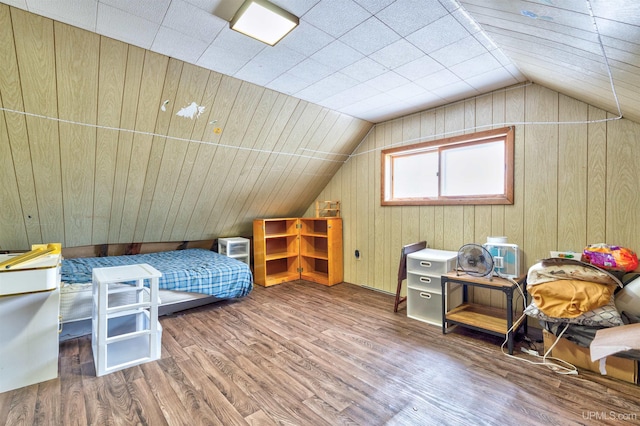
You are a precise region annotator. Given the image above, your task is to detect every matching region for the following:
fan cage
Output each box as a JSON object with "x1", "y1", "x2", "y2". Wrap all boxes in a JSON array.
[{"x1": 456, "y1": 244, "x2": 494, "y2": 277}]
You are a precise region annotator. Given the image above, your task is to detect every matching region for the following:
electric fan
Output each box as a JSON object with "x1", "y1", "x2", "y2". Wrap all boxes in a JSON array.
[{"x1": 456, "y1": 244, "x2": 494, "y2": 278}]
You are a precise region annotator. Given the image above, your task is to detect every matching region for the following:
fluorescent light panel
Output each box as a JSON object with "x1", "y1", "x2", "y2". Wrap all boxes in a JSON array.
[{"x1": 230, "y1": 0, "x2": 299, "y2": 46}]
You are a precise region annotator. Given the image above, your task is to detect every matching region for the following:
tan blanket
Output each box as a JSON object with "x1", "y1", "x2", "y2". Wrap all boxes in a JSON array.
[{"x1": 528, "y1": 279, "x2": 617, "y2": 318}]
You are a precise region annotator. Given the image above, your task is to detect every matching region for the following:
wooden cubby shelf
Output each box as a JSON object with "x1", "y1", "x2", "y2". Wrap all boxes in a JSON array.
[{"x1": 253, "y1": 217, "x2": 343, "y2": 287}]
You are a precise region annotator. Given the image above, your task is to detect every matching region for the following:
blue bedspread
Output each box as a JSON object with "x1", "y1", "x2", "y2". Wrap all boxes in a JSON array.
[{"x1": 62, "y1": 249, "x2": 253, "y2": 299}]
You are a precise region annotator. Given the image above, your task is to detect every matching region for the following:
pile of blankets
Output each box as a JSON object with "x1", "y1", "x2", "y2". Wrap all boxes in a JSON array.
[
  {"x1": 525, "y1": 257, "x2": 640, "y2": 361},
  {"x1": 525, "y1": 257, "x2": 624, "y2": 328}
]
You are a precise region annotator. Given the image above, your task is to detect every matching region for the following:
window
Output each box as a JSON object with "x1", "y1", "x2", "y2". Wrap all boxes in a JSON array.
[{"x1": 381, "y1": 127, "x2": 514, "y2": 206}]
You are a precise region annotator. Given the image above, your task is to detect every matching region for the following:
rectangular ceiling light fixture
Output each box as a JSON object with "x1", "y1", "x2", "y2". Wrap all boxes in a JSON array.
[{"x1": 230, "y1": 0, "x2": 299, "y2": 46}]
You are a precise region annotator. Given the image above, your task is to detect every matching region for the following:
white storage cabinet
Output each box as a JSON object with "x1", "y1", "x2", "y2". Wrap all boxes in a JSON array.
[
  {"x1": 406, "y1": 248, "x2": 462, "y2": 326},
  {"x1": 92, "y1": 264, "x2": 162, "y2": 377},
  {"x1": 218, "y1": 237, "x2": 250, "y2": 265},
  {"x1": 0, "y1": 252, "x2": 61, "y2": 393}
]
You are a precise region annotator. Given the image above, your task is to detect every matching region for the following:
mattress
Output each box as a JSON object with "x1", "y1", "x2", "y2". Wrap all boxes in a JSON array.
[
  {"x1": 60, "y1": 282, "x2": 209, "y2": 323},
  {"x1": 61, "y1": 248, "x2": 253, "y2": 299}
]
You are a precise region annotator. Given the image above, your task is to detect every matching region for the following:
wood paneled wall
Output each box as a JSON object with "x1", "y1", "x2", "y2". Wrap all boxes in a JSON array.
[
  {"x1": 308, "y1": 83, "x2": 640, "y2": 296},
  {"x1": 0, "y1": 6, "x2": 372, "y2": 250}
]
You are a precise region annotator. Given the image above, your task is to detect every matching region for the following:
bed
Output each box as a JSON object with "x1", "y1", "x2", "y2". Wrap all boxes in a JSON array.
[{"x1": 59, "y1": 245, "x2": 253, "y2": 340}]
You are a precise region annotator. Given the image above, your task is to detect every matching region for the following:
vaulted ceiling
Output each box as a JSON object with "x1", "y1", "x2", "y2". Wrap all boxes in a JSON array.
[{"x1": 3, "y1": 0, "x2": 639, "y2": 124}]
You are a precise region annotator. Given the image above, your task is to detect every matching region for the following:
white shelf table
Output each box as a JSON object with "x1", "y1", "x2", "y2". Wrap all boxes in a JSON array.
[{"x1": 92, "y1": 263, "x2": 162, "y2": 377}]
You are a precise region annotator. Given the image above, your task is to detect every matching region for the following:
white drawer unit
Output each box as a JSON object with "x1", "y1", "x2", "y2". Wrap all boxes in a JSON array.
[
  {"x1": 218, "y1": 237, "x2": 250, "y2": 265},
  {"x1": 406, "y1": 248, "x2": 462, "y2": 326}
]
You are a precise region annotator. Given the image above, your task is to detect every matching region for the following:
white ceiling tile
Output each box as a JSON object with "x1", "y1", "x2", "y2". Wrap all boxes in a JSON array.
[
  {"x1": 365, "y1": 71, "x2": 410, "y2": 92},
  {"x1": 152, "y1": 26, "x2": 209, "y2": 64},
  {"x1": 450, "y1": 52, "x2": 502, "y2": 80},
  {"x1": 236, "y1": 46, "x2": 305, "y2": 86},
  {"x1": 339, "y1": 93, "x2": 393, "y2": 119},
  {"x1": 233, "y1": 66, "x2": 278, "y2": 87},
  {"x1": 271, "y1": 0, "x2": 320, "y2": 17},
  {"x1": 405, "y1": 90, "x2": 445, "y2": 107},
  {"x1": 359, "y1": 99, "x2": 417, "y2": 122},
  {"x1": 303, "y1": 0, "x2": 371, "y2": 38},
  {"x1": 414, "y1": 69, "x2": 460, "y2": 90},
  {"x1": 429, "y1": 35, "x2": 488, "y2": 67},
  {"x1": 340, "y1": 17, "x2": 400, "y2": 56},
  {"x1": 295, "y1": 73, "x2": 359, "y2": 103},
  {"x1": 27, "y1": 0, "x2": 97, "y2": 32},
  {"x1": 394, "y1": 56, "x2": 444, "y2": 80},
  {"x1": 321, "y1": 83, "x2": 381, "y2": 109},
  {"x1": 267, "y1": 72, "x2": 312, "y2": 95},
  {"x1": 277, "y1": 23, "x2": 334, "y2": 56},
  {"x1": 249, "y1": 44, "x2": 306, "y2": 73},
  {"x1": 183, "y1": 0, "x2": 225, "y2": 11},
  {"x1": 353, "y1": 0, "x2": 395, "y2": 14},
  {"x1": 369, "y1": 39, "x2": 424, "y2": 69},
  {"x1": 99, "y1": 0, "x2": 171, "y2": 24},
  {"x1": 339, "y1": 57, "x2": 388, "y2": 83},
  {"x1": 430, "y1": 80, "x2": 478, "y2": 101},
  {"x1": 96, "y1": 3, "x2": 159, "y2": 49},
  {"x1": 161, "y1": 0, "x2": 226, "y2": 43},
  {"x1": 464, "y1": 67, "x2": 520, "y2": 92},
  {"x1": 196, "y1": 0, "x2": 244, "y2": 21},
  {"x1": 209, "y1": 26, "x2": 265, "y2": 59},
  {"x1": 386, "y1": 82, "x2": 428, "y2": 101},
  {"x1": 197, "y1": 45, "x2": 250, "y2": 75},
  {"x1": 287, "y1": 58, "x2": 334, "y2": 83},
  {"x1": 406, "y1": 14, "x2": 469, "y2": 54},
  {"x1": 310, "y1": 40, "x2": 364, "y2": 72},
  {"x1": 376, "y1": 0, "x2": 449, "y2": 37}
]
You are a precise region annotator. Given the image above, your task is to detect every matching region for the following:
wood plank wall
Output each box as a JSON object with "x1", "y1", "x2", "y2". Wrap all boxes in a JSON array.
[
  {"x1": 308, "y1": 83, "x2": 640, "y2": 299},
  {"x1": 0, "y1": 6, "x2": 372, "y2": 250}
]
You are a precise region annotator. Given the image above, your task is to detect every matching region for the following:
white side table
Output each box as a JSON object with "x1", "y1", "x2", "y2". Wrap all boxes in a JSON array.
[
  {"x1": 218, "y1": 237, "x2": 250, "y2": 265},
  {"x1": 92, "y1": 263, "x2": 162, "y2": 377}
]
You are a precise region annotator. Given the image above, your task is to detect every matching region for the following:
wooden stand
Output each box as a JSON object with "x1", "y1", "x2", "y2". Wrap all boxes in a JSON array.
[{"x1": 441, "y1": 272, "x2": 527, "y2": 354}]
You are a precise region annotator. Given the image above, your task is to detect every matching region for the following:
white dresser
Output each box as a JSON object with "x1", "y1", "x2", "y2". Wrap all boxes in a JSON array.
[
  {"x1": 0, "y1": 252, "x2": 61, "y2": 393},
  {"x1": 406, "y1": 248, "x2": 462, "y2": 326}
]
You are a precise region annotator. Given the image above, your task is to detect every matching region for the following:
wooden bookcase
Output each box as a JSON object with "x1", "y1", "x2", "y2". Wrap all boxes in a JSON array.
[{"x1": 253, "y1": 217, "x2": 343, "y2": 287}]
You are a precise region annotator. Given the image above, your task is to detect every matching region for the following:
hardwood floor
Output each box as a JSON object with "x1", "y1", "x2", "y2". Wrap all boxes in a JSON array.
[{"x1": 2, "y1": 281, "x2": 639, "y2": 425}]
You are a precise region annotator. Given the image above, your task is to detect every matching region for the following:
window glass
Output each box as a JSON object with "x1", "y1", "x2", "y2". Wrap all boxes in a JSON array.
[
  {"x1": 392, "y1": 151, "x2": 438, "y2": 198},
  {"x1": 381, "y1": 127, "x2": 514, "y2": 206},
  {"x1": 441, "y1": 141, "x2": 504, "y2": 197}
]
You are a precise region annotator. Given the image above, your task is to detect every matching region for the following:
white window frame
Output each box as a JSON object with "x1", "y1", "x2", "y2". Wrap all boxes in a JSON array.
[{"x1": 381, "y1": 127, "x2": 514, "y2": 206}]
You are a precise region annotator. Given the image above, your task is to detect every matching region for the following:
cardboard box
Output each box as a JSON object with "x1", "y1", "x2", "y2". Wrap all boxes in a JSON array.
[{"x1": 543, "y1": 330, "x2": 638, "y2": 384}]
